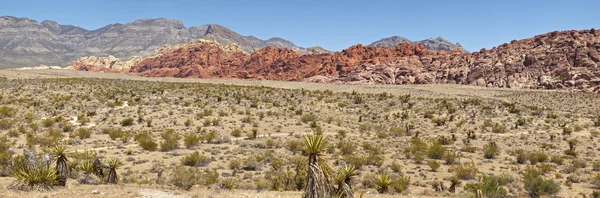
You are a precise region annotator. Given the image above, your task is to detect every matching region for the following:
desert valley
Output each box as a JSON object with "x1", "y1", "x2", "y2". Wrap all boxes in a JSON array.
[{"x1": 0, "y1": 10, "x2": 599, "y2": 198}]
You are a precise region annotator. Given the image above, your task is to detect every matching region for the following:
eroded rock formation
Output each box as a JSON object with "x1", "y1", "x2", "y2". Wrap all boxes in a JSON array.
[{"x1": 70, "y1": 29, "x2": 600, "y2": 92}]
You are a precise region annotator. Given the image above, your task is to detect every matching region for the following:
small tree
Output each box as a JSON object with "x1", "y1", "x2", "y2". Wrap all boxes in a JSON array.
[
  {"x1": 106, "y1": 158, "x2": 123, "y2": 184},
  {"x1": 303, "y1": 134, "x2": 332, "y2": 198},
  {"x1": 51, "y1": 145, "x2": 69, "y2": 186}
]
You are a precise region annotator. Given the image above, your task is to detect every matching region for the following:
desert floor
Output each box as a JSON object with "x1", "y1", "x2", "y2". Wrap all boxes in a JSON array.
[{"x1": 0, "y1": 69, "x2": 598, "y2": 198}]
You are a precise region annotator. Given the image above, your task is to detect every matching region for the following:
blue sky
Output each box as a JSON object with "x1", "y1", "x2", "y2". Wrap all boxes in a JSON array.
[{"x1": 2, "y1": 0, "x2": 597, "y2": 51}]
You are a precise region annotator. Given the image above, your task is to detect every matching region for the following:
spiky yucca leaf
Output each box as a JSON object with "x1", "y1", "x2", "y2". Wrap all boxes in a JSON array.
[
  {"x1": 80, "y1": 160, "x2": 94, "y2": 175},
  {"x1": 335, "y1": 164, "x2": 358, "y2": 197},
  {"x1": 303, "y1": 134, "x2": 328, "y2": 156},
  {"x1": 372, "y1": 172, "x2": 394, "y2": 193},
  {"x1": 106, "y1": 158, "x2": 123, "y2": 169},
  {"x1": 14, "y1": 166, "x2": 57, "y2": 191}
]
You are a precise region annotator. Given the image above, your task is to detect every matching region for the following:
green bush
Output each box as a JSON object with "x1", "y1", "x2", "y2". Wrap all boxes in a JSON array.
[
  {"x1": 465, "y1": 175, "x2": 509, "y2": 198},
  {"x1": 183, "y1": 133, "x2": 201, "y2": 149},
  {"x1": 394, "y1": 175, "x2": 410, "y2": 193},
  {"x1": 181, "y1": 151, "x2": 210, "y2": 167},
  {"x1": 300, "y1": 113, "x2": 317, "y2": 123},
  {"x1": 120, "y1": 118, "x2": 134, "y2": 126},
  {"x1": 529, "y1": 151, "x2": 548, "y2": 164},
  {"x1": 135, "y1": 131, "x2": 157, "y2": 151},
  {"x1": 483, "y1": 142, "x2": 499, "y2": 159},
  {"x1": 231, "y1": 128, "x2": 242, "y2": 137},
  {"x1": 0, "y1": 106, "x2": 15, "y2": 118},
  {"x1": 169, "y1": 165, "x2": 199, "y2": 190},
  {"x1": 452, "y1": 161, "x2": 478, "y2": 180},
  {"x1": 160, "y1": 129, "x2": 180, "y2": 151},
  {"x1": 523, "y1": 167, "x2": 560, "y2": 197},
  {"x1": 426, "y1": 142, "x2": 445, "y2": 160},
  {"x1": 427, "y1": 160, "x2": 440, "y2": 171},
  {"x1": 75, "y1": 127, "x2": 92, "y2": 139}
]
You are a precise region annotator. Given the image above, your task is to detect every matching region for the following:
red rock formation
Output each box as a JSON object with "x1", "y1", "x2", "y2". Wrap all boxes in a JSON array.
[{"x1": 70, "y1": 29, "x2": 600, "y2": 92}]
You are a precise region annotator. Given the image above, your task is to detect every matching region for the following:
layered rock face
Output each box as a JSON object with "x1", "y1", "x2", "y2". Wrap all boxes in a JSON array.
[{"x1": 71, "y1": 29, "x2": 600, "y2": 92}]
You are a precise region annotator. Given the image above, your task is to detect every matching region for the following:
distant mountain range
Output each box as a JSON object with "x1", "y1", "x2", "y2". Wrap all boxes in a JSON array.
[
  {"x1": 369, "y1": 36, "x2": 467, "y2": 52},
  {"x1": 0, "y1": 16, "x2": 464, "y2": 68}
]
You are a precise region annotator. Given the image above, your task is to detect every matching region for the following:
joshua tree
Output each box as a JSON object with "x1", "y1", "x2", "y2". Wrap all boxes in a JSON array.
[
  {"x1": 568, "y1": 139, "x2": 578, "y2": 151},
  {"x1": 51, "y1": 145, "x2": 69, "y2": 186},
  {"x1": 303, "y1": 134, "x2": 332, "y2": 198},
  {"x1": 334, "y1": 164, "x2": 358, "y2": 197},
  {"x1": 106, "y1": 158, "x2": 123, "y2": 184}
]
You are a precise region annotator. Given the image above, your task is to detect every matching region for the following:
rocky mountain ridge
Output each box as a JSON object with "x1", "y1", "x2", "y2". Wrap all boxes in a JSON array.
[
  {"x1": 0, "y1": 16, "x2": 314, "y2": 68},
  {"x1": 70, "y1": 29, "x2": 600, "y2": 93},
  {"x1": 369, "y1": 36, "x2": 468, "y2": 52}
]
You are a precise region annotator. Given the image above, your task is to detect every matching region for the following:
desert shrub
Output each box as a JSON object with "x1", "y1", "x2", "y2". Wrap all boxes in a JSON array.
[
  {"x1": 300, "y1": 113, "x2": 317, "y2": 123},
  {"x1": 77, "y1": 114, "x2": 90, "y2": 125},
  {"x1": 74, "y1": 127, "x2": 92, "y2": 139},
  {"x1": 0, "y1": 106, "x2": 15, "y2": 118},
  {"x1": 242, "y1": 157, "x2": 259, "y2": 171},
  {"x1": 443, "y1": 150, "x2": 460, "y2": 165},
  {"x1": 431, "y1": 116, "x2": 447, "y2": 126},
  {"x1": 513, "y1": 149, "x2": 527, "y2": 164},
  {"x1": 591, "y1": 173, "x2": 600, "y2": 189},
  {"x1": 492, "y1": 123, "x2": 506, "y2": 133},
  {"x1": 452, "y1": 161, "x2": 478, "y2": 180},
  {"x1": 426, "y1": 142, "x2": 445, "y2": 160},
  {"x1": 286, "y1": 139, "x2": 302, "y2": 154},
  {"x1": 0, "y1": 119, "x2": 13, "y2": 130},
  {"x1": 394, "y1": 175, "x2": 410, "y2": 193},
  {"x1": 231, "y1": 128, "x2": 242, "y2": 137},
  {"x1": 464, "y1": 175, "x2": 509, "y2": 198},
  {"x1": 594, "y1": 114, "x2": 600, "y2": 127},
  {"x1": 203, "y1": 131, "x2": 218, "y2": 143},
  {"x1": 107, "y1": 128, "x2": 125, "y2": 140},
  {"x1": 184, "y1": 119, "x2": 192, "y2": 127},
  {"x1": 337, "y1": 140, "x2": 357, "y2": 155},
  {"x1": 483, "y1": 142, "x2": 499, "y2": 159},
  {"x1": 229, "y1": 159, "x2": 241, "y2": 170},
  {"x1": 181, "y1": 151, "x2": 210, "y2": 167},
  {"x1": 428, "y1": 160, "x2": 440, "y2": 171},
  {"x1": 528, "y1": 151, "x2": 548, "y2": 164},
  {"x1": 183, "y1": 133, "x2": 201, "y2": 149},
  {"x1": 135, "y1": 131, "x2": 157, "y2": 151},
  {"x1": 120, "y1": 118, "x2": 134, "y2": 126},
  {"x1": 390, "y1": 161, "x2": 403, "y2": 173},
  {"x1": 523, "y1": 167, "x2": 560, "y2": 197},
  {"x1": 550, "y1": 155, "x2": 564, "y2": 165},
  {"x1": 160, "y1": 129, "x2": 179, "y2": 151},
  {"x1": 169, "y1": 165, "x2": 199, "y2": 190},
  {"x1": 42, "y1": 118, "x2": 55, "y2": 128}
]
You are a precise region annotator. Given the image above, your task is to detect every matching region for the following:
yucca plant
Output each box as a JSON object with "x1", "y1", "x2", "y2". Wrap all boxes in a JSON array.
[
  {"x1": 106, "y1": 158, "x2": 122, "y2": 184},
  {"x1": 78, "y1": 160, "x2": 95, "y2": 184},
  {"x1": 303, "y1": 134, "x2": 332, "y2": 198},
  {"x1": 372, "y1": 172, "x2": 394, "y2": 193},
  {"x1": 221, "y1": 177, "x2": 237, "y2": 190},
  {"x1": 14, "y1": 165, "x2": 57, "y2": 191},
  {"x1": 51, "y1": 145, "x2": 69, "y2": 186},
  {"x1": 334, "y1": 164, "x2": 358, "y2": 197}
]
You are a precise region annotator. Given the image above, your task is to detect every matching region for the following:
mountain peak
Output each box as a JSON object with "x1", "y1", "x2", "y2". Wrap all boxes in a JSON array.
[{"x1": 130, "y1": 18, "x2": 185, "y2": 29}]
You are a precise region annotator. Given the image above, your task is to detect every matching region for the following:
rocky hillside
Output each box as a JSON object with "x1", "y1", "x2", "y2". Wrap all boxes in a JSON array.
[
  {"x1": 71, "y1": 29, "x2": 600, "y2": 92},
  {"x1": 0, "y1": 16, "x2": 319, "y2": 68},
  {"x1": 369, "y1": 36, "x2": 467, "y2": 52}
]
